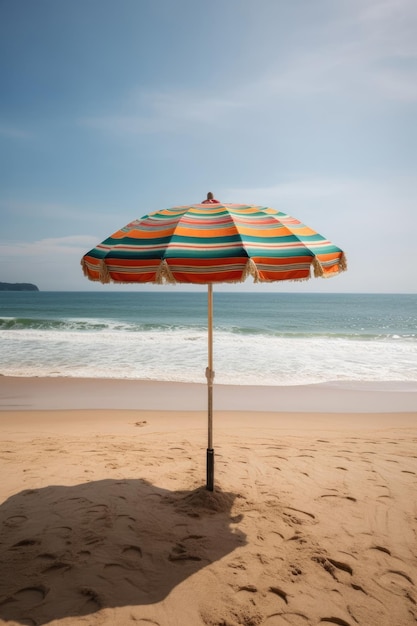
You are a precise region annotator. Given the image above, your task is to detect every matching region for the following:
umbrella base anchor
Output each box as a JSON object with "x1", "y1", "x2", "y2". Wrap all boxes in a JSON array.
[{"x1": 206, "y1": 448, "x2": 214, "y2": 491}]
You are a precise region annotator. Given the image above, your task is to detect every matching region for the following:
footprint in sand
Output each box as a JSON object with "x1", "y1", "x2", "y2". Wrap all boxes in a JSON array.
[
  {"x1": 36, "y1": 552, "x2": 57, "y2": 561},
  {"x1": 312, "y1": 555, "x2": 353, "y2": 580},
  {"x1": 327, "y1": 558, "x2": 353, "y2": 575},
  {"x1": 320, "y1": 618, "x2": 351, "y2": 626},
  {"x1": 168, "y1": 543, "x2": 202, "y2": 562},
  {"x1": 268, "y1": 586, "x2": 288, "y2": 604},
  {"x1": 370, "y1": 545, "x2": 391, "y2": 555},
  {"x1": 289, "y1": 565, "x2": 303, "y2": 578},
  {"x1": 227, "y1": 557, "x2": 247, "y2": 571},
  {"x1": 78, "y1": 586, "x2": 102, "y2": 611},
  {"x1": 11, "y1": 538, "x2": 40, "y2": 548},
  {"x1": 285, "y1": 507, "x2": 316, "y2": 521},
  {"x1": 235, "y1": 583, "x2": 258, "y2": 601},
  {"x1": 4, "y1": 585, "x2": 49, "y2": 613},
  {"x1": 86, "y1": 503, "x2": 110, "y2": 524},
  {"x1": 377, "y1": 569, "x2": 415, "y2": 595},
  {"x1": 41, "y1": 561, "x2": 73, "y2": 574},
  {"x1": 50, "y1": 525, "x2": 72, "y2": 538},
  {"x1": 168, "y1": 534, "x2": 206, "y2": 562},
  {"x1": 287, "y1": 531, "x2": 307, "y2": 545},
  {"x1": 17, "y1": 586, "x2": 48, "y2": 604},
  {"x1": 116, "y1": 513, "x2": 136, "y2": 533},
  {"x1": 3, "y1": 515, "x2": 28, "y2": 527},
  {"x1": 283, "y1": 507, "x2": 316, "y2": 528},
  {"x1": 263, "y1": 612, "x2": 309, "y2": 625},
  {"x1": 320, "y1": 494, "x2": 357, "y2": 503},
  {"x1": 122, "y1": 545, "x2": 143, "y2": 559},
  {"x1": 104, "y1": 563, "x2": 126, "y2": 573}
]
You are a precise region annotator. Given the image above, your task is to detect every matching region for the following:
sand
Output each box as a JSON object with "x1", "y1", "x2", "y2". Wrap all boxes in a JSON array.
[{"x1": 0, "y1": 377, "x2": 416, "y2": 626}]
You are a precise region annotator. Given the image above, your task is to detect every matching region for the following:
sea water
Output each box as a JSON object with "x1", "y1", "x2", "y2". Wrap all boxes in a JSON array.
[{"x1": 0, "y1": 291, "x2": 416, "y2": 386}]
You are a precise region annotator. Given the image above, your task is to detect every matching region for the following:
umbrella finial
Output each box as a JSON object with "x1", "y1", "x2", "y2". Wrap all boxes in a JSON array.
[{"x1": 202, "y1": 192, "x2": 220, "y2": 205}]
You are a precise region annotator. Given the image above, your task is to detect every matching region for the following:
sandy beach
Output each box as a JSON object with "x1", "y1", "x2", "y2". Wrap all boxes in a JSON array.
[{"x1": 0, "y1": 378, "x2": 416, "y2": 626}]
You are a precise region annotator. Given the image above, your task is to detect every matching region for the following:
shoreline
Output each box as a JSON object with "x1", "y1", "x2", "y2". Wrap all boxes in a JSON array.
[{"x1": 1, "y1": 375, "x2": 417, "y2": 412}]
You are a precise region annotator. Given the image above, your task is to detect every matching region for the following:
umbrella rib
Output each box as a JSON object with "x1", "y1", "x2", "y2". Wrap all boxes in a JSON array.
[
  {"x1": 268, "y1": 215, "x2": 336, "y2": 276},
  {"x1": 224, "y1": 208, "x2": 321, "y2": 282}
]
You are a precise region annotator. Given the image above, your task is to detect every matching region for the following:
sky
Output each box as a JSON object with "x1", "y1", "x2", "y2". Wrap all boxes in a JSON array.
[{"x1": 1, "y1": 0, "x2": 416, "y2": 293}]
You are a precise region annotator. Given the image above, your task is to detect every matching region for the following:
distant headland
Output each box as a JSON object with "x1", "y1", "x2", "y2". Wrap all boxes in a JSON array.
[{"x1": 0, "y1": 282, "x2": 39, "y2": 291}]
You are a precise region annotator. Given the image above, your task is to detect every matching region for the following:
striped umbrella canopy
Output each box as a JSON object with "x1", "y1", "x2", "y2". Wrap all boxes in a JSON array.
[
  {"x1": 81, "y1": 203, "x2": 346, "y2": 285},
  {"x1": 81, "y1": 201, "x2": 347, "y2": 490}
]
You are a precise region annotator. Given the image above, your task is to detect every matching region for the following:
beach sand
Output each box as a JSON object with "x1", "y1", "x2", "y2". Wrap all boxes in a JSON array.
[{"x1": 0, "y1": 378, "x2": 416, "y2": 626}]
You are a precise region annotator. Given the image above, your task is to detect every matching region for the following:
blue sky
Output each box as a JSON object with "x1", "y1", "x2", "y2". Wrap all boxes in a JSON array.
[{"x1": 1, "y1": 0, "x2": 416, "y2": 293}]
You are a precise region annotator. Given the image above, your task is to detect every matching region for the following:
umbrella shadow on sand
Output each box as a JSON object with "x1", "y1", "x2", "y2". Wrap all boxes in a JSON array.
[{"x1": 0, "y1": 478, "x2": 246, "y2": 625}]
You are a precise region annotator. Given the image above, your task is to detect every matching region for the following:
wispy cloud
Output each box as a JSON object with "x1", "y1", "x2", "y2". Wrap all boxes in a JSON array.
[
  {"x1": 78, "y1": 0, "x2": 417, "y2": 141},
  {"x1": 223, "y1": 174, "x2": 417, "y2": 293},
  {"x1": 0, "y1": 199, "x2": 124, "y2": 231},
  {"x1": 224, "y1": 178, "x2": 355, "y2": 206},
  {"x1": 1, "y1": 199, "x2": 88, "y2": 221},
  {"x1": 0, "y1": 236, "x2": 99, "y2": 290},
  {"x1": 0, "y1": 235, "x2": 98, "y2": 257},
  {"x1": 224, "y1": 174, "x2": 417, "y2": 226},
  {"x1": 80, "y1": 90, "x2": 244, "y2": 136},
  {"x1": 226, "y1": 173, "x2": 417, "y2": 200},
  {"x1": 372, "y1": 68, "x2": 417, "y2": 102},
  {"x1": 254, "y1": 0, "x2": 417, "y2": 104},
  {"x1": 0, "y1": 124, "x2": 33, "y2": 140},
  {"x1": 358, "y1": 0, "x2": 417, "y2": 38}
]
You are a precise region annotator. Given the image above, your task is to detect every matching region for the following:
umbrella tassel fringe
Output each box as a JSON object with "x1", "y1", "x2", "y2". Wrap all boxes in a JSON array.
[
  {"x1": 155, "y1": 260, "x2": 176, "y2": 284},
  {"x1": 80, "y1": 259, "x2": 90, "y2": 279},
  {"x1": 313, "y1": 252, "x2": 348, "y2": 279},
  {"x1": 313, "y1": 257, "x2": 324, "y2": 278},
  {"x1": 80, "y1": 258, "x2": 111, "y2": 283},
  {"x1": 99, "y1": 261, "x2": 111, "y2": 284},
  {"x1": 245, "y1": 259, "x2": 261, "y2": 283}
]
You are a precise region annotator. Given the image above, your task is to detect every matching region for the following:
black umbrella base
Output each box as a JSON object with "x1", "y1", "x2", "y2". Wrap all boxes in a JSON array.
[{"x1": 206, "y1": 448, "x2": 214, "y2": 491}]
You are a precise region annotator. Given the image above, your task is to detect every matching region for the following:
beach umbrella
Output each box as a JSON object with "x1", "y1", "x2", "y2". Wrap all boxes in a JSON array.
[{"x1": 81, "y1": 197, "x2": 347, "y2": 490}]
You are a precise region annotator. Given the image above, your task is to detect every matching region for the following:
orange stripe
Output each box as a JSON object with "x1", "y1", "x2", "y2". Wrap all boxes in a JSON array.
[
  {"x1": 111, "y1": 227, "x2": 177, "y2": 240},
  {"x1": 170, "y1": 269, "x2": 244, "y2": 284},
  {"x1": 107, "y1": 258, "x2": 161, "y2": 268},
  {"x1": 252, "y1": 256, "x2": 313, "y2": 266},
  {"x1": 173, "y1": 226, "x2": 239, "y2": 237},
  {"x1": 258, "y1": 268, "x2": 311, "y2": 281},
  {"x1": 315, "y1": 252, "x2": 341, "y2": 261},
  {"x1": 110, "y1": 271, "x2": 158, "y2": 282},
  {"x1": 167, "y1": 257, "x2": 247, "y2": 268}
]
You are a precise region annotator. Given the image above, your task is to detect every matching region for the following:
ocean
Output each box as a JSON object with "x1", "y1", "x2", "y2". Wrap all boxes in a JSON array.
[{"x1": 0, "y1": 291, "x2": 416, "y2": 386}]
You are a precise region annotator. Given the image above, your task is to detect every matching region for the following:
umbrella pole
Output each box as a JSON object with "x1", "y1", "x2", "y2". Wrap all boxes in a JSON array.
[{"x1": 206, "y1": 283, "x2": 214, "y2": 491}]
